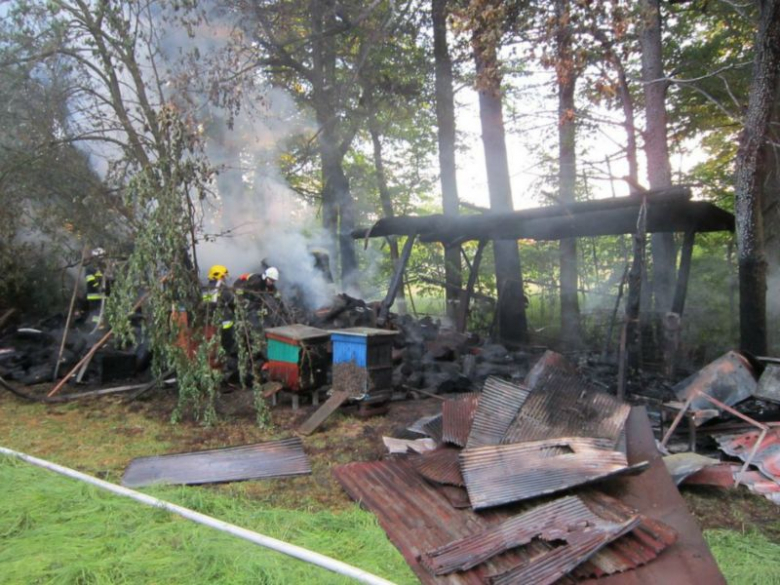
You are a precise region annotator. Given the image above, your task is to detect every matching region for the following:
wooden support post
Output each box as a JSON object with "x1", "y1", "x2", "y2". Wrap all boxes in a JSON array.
[
  {"x1": 377, "y1": 234, "x2": 416, "y2": 326},
  {"x1": 54, "y1": 247, "x2": 87, "y2": 380},
  {"x1": 456, "y1": 240, "x2": 487, "y2": 333},
  {"x1": 664, "y1": 230, "x2": 696, "y2": 379},
  {"x1": 624, "y1": 198, "x2": 647, "y2": 371},
  {"x1": 602, "y1": 263, "x2": 629, "y2": 361},
  {"x1": 672, "y1": 230, "x2": 696, "y2": 316}
]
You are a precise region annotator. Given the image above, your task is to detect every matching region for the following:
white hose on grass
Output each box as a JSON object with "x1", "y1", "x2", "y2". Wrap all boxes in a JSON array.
[{"x1": 0, "y1": 446, "x2": 396, "y2": 585}]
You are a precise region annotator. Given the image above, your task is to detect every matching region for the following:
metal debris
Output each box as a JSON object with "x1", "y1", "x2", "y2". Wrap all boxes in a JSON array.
[
  {"x1": 488, "y1": 516, "x2": 640, "y2": 585},
  {"x1": 501, "y1": 356, "x2": 630, "y2": 446},
  {"x1": 333, "y1": 453, "x2": 677, "y2": 584},
  {"x1": 756, "y1": 364, "x2": 780, "y2": 404},
  {"x1": 121, "y1": 437, "x2": 311, "y2": 488},
  {"x1": 460, "y1": 438, "x2": 644, "y2": 510},
  {"x1": 421, "y1": 413, "x2": 444, "y2": 443},
  {"x1": 673, "y1": 351, "x2": 757, "y2": 424},
  {"x1": 442, "y1": 393, "x2": 480, "y2": 447},
  {"x1": 663, "y1": 453, "x2": 721, "y2": 486},
  {"x1": 419, "y1": 495, "x2": 637, "y2": 576},
  {"x1": 466, "y1": 376, "x2": 532, "y2": 449},
  {"x1": 715, "y1": 428, "x2": 780, "y2": 483},
  {"x1": 412, "y1": 446, "x2": 464, "y2": 486}
]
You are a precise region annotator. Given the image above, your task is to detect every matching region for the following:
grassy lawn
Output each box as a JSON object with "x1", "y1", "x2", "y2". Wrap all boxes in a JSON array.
[
  {"x1": 1, "y1": 390, "x2": 780, "y2": 584},
  {"x1": 0, "y1": 455, "x2": 416, "y2": 585}
]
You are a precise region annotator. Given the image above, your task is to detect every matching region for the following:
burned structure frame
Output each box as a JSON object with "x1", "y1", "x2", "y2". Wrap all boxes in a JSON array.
[{"x1": 355, "y1": 187, "x2": 734, "y2": 354}]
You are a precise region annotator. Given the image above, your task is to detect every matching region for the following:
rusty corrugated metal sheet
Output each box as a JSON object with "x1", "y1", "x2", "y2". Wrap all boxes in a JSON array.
[
  {"x1": 121, "y1": 437, "x2": 311, "y2": 487},
  {"x1": 572, "y1": 491, "x2": 677, "y2": 578},
  {"x1": 673, "y1": 351, "x2": 757, "y2": 423},
  {"x1": 413, "y1": 446, "x2": 464, "y2": 486},
  {"x1": 333, "y1": 458, "x2": 531, "y2": 584},
  {"x1": 460, "y1": 438, "x2": 640, "y2": 509},
  {"x1": 524, "y1": 350, "x2": 580, "y2": 390},
  {"x1": 333, "y1": 455, "x2": 676, "y2": 584},
  {"x1": 466, "y1": 377, "x2": 532, "y2": 449},
  {"x1": 422, "y1": 413, "x2": 444, "y2": 443},
  {"x1": 442, "y1": 393, "x2": 480, "y2": 447},
  {"x1": 419, "y1": 495, "x2": 635, "y2": 576},
  {"x1": 715, "y1": 428, "x2": 780, "y2": 480},
  {"x1": 579, "y1": 407, "x2": 726, "y2": 585},
  {"x1": 503, "y1": 368, "x2": 630, "y2": 446},
  {"x1": 489, "y1": 517, "x2": 640, "y2": 585}
]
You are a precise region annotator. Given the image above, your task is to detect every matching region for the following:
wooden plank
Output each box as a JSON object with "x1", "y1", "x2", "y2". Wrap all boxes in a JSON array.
[{"x1": 298, "y1": 390, "x2": 351, "y2": 435}]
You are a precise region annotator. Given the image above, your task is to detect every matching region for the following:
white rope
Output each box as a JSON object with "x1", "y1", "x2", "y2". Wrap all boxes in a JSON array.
[{"x1": 0, "y1": 446, "x2": 396, "y2": 585}]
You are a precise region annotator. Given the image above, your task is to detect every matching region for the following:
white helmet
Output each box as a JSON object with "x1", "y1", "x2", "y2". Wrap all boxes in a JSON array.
[
  {"x1": 91, "y1": 247, "x2": 105, "y2": 258},
  {"x1": 263, "y1": 266, "x2": 279, "y2": 281}
]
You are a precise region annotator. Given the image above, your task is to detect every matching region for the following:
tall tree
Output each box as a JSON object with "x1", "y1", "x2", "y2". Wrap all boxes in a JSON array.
[
  {"x1": 554, "y1": 0, "x2": 582, "y2": 347},
  {"x1": 432, "y1": 0, "x2": 463, "y2": 321},
  {"x1": 734, "y1": 0, "x2": 780, "y2": 356},
  {"x1": 638, "y1": 0, "x2": 677, "y2": 315},
  {"x1": 468, "y1": 0, "x2": 529, "y2": 343}
]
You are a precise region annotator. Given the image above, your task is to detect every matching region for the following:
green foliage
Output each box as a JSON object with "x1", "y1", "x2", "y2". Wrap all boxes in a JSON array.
[
  {"x1": 106, "y1": 108, "x2": 222, "y2": 424},
  {"x1": 0, "y1": 455, "x2": 415, "y2": 585}
]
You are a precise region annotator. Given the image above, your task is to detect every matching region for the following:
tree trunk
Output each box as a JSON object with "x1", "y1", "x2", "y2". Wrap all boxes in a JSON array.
[
  {"x1": 555, "y1": 0, "x2": 581, "y2": 348},
  {"x1": 433, "y1": 0, "x2": 463, "y2": 322},
  {"x1": 761, "y1": 78, "x2": 780, "y2": 353},
  {"x1": 310, "y1": 0, "x2": 358, "y2": 288},
  {"x1": 638, "y1": 0, "x2": 676, "y2": 315},
  {"x1": 369, "y1": 119, "x2": 405, "y2": 310},
  {"x1": 473, "y1": 39, "x2": 528, "y2": 344},
  {"x1": 734, "y1": 0, "x2": 780, "y2": 356}
]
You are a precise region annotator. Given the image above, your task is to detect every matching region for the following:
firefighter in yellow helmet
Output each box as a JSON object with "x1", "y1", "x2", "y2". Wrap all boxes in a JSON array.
[{"x1": 203, "y1": 265, "x2": 234, "y2": 335}]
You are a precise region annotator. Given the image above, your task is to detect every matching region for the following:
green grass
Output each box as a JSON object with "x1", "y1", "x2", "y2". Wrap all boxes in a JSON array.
[
  {"x1": 0, "y1": 455, "x2": 416, "y2": 585},
  {"x1": 704, "y1": 529, "x2": 780, "y2": 585}
]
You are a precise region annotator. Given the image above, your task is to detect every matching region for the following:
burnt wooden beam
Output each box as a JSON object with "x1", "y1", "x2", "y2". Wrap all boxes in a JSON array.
[
  {"x1": 672, "y1": 231, "x2": 696, "y2": 316},
  {"x1": 619, "y1": 198, "x2": 648, "y2": 399},
  {"x1": 353, "y1": 189, "x2": 734, "y2": 243},
  {"x1": 457, "y1": 240, "x2": 487, "y2": 333},
  {"x1": 377, "y1": 234, "x2": 416, "y2": 326}
]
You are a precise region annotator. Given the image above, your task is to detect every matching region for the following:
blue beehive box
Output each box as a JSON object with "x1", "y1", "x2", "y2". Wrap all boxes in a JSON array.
[{"x1": 331, "y1": 327, "x2": 398, "y2": 396}]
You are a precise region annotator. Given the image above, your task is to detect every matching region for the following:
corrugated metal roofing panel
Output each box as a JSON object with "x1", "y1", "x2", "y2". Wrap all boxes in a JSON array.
[
  {"x1": 413, "y1": 446, "x2": 464, "y2": 486},
  {"x1": 121, "y1": 437, "x2": 311, "y2": 487},
  {"x1": 715, "y1": 428, "x2": 780, "y2": 483},
  {"x1": 460, "y1": 438, "x2": 638, "y2": 509},
  {"x1": 422, "y1": 413, "x2": 444, "y2": 443},
  {"x1": 488, "y1": 517, "x2": 640, "y2": 585},
  {"x1": 503, "y1": 367, "x2": 630, "y2": 446},
  {"x1": 419, "y1": 495, "x2": 631, "y2": 576},
  {"x1": 466, "y1": 377, "x2": 532, "y2": 449},
  {"x1": 333, "y1": 456, "x2": 675, "y2": 584},
  {"x1": 442, "y1": 393, "x2": 480, "y2": 447}
]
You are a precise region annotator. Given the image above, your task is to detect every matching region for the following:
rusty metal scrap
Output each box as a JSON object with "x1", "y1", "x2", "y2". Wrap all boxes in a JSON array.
[
  {"x1": 419, "y1": 495, "x2": 637, "y2": 577},
  {"x1": 460, "y1": 438, "x2": 643, "y2": 510},
  {"x1": 442, "y1": 393, "x2": 480, "y2": 447},
  {"x1": 333, "y1": 455, "x2": 676, "y2": 585},
  {"x1": 412, "y1": 446, "x2": 464, "y2": 486},
  {"x1": 421, "y1": 413, "x2": 444, "y2": 443},
  {"x1": 672, "y1": 351, "x2": 757, "y2": 424},
  {"x1": 503, "y1": 366, "x2": 630, "y2": 446},
  {"x1": 488, "y1": 516, "x2": 640, "y2": 585},
  {"x1": 571, "y1": 491, "x2": 678, "y2": 579},
  {"x1": 466, "y1": 376, "x2": 532, "y2": 449},
  {"x1": 121, "y1": 437, "x2": 311, "y2": 488},
  {"x1": 715, "y1": 428, "x2": 780, "y2": 482},
  {"x1": 334, "y1": 458, "x2": 529, "y2": 584}
]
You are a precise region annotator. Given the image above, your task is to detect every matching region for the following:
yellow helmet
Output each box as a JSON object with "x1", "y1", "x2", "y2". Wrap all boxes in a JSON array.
[{"x1": 208, "y1": 264, "x2": 229, "y2": 281}]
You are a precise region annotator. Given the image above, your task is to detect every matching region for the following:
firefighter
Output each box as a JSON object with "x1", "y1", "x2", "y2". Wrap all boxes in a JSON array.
[
  {"x1": 84, "y1": 247, "x2": 109, "y2": 327},
  {"x1": 202, "y1": 265, "x2": 235, "y2": 350},
  {"x1": 261, "y1": 266, "x2": 280, "y2": 293}
]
